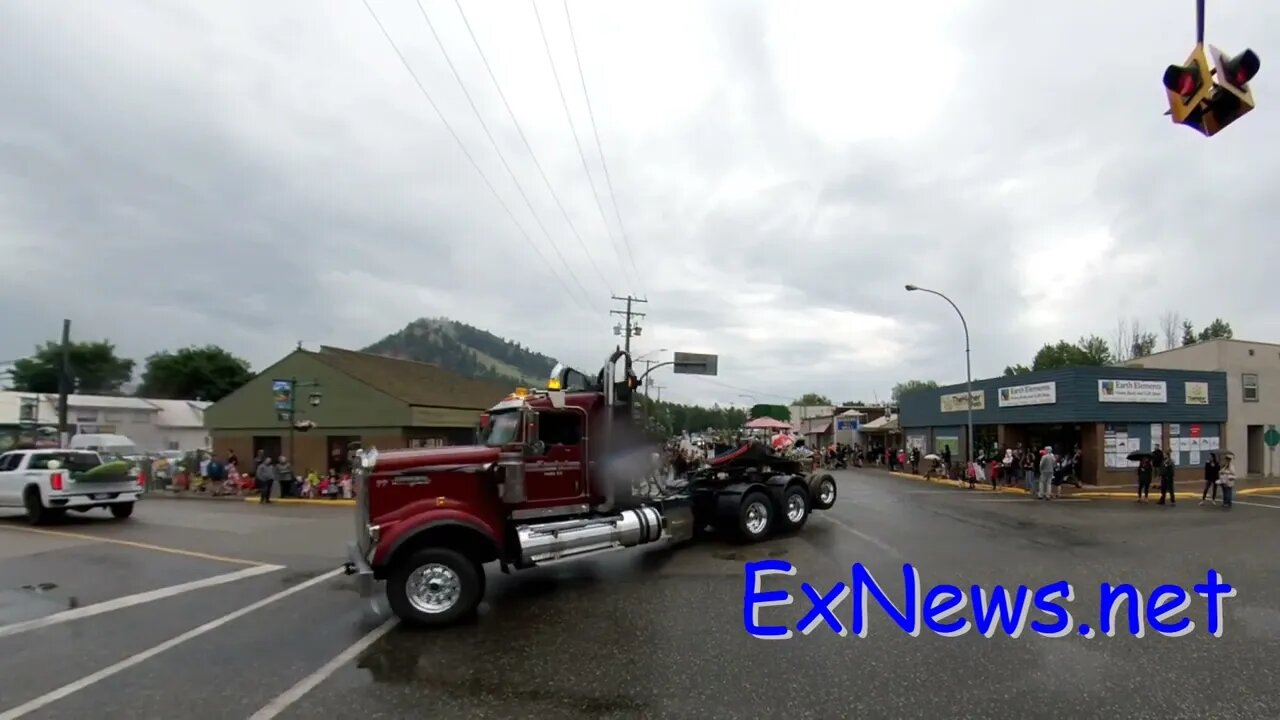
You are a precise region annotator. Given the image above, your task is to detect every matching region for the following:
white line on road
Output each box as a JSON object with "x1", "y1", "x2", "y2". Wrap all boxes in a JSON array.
[
  {"x1": 1233, "y1": 500, "x2": 1280, "y2": 510},
  {"x1": 0, "y1": 567, "x2": 345, "y2": 720},
  {"x1": 818, "y1": 515, "x2": 903, "y2": 558},
  {"x1": 0, "y1": 563, "x2": 284, "y2": 640},
  {"x1": 248, "y1": 617, "x2": 400, "y2": 720}
]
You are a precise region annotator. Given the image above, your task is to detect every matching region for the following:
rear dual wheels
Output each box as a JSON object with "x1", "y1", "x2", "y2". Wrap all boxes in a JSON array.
[
  {"x1": 387, "y1": 547, "x2": 485, "y2": 628},
  {"x1": 736, "y1": 485, "x2": 810, "y2": 542}
]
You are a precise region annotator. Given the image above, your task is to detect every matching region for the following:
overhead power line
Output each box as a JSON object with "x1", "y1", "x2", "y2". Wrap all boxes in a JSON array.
[
  {"x1": 562, "y1": 0, "x2": 644, "y2": 294},
  {"x1": 451, "y1": 0, "x2": 615, "y2": 298},
  {"x1": 690, "y1": 376, "x2": 793, "y2": 402},
  {"x1": 530, "y1": 0, "x2": 636, "y2": 293},
  {"x1": 359, "y1": 0, "x2": 590, "y2": 313},
  {"x1": 413, "y1": 0, "x2": 597, "y2": 311}
]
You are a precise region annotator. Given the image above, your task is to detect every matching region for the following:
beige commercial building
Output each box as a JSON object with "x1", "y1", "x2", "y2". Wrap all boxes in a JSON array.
[{"x1": 1125, "y1": 339, "x2": 1279, "y2": 477}]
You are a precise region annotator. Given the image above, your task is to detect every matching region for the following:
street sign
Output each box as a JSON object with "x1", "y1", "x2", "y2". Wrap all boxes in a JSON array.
[
  {"x1": 1265, "y1": 425, "x2": 1280, "y2": 448},
  {"x1": 672, "y1": 352, "x2": 719, "y2": 376}
]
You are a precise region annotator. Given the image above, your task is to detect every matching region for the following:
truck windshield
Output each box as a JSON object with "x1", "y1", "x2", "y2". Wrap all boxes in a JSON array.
[{"x1": 483, "y1": 412, "x2": 520, "y2": 447}]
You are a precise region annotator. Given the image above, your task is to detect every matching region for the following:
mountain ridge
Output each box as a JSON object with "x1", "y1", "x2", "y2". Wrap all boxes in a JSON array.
[{"x1": 361, "y1": 317, "x2": 558, "y2": 387}]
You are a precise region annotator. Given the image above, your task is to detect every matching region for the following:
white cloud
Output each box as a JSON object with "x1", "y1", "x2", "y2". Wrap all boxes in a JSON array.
[{"x1": 2, "y1": 0, "x2": 1278, "y2": 408}]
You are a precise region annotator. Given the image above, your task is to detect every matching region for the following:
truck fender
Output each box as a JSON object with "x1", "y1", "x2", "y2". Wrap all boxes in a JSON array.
[
  {"x1": 377, "y1": 515, "x2": 501, "y2": 577},
  {"x1": 761, "y1": 473, "x2": 801, "y2": 507},
  {"x1": 713, "y1": 481, "x2": 769, "y2": 522}
]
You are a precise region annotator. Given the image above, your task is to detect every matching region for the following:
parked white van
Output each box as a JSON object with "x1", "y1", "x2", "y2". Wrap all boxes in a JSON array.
[{"x1": 68, "y1": 433, "x2": 141, "y2": 457}]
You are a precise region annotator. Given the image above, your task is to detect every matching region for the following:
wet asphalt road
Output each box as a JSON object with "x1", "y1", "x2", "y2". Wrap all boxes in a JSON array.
[{"x1": 1, "y1": 472, "x2": 1279, "y2": 719}]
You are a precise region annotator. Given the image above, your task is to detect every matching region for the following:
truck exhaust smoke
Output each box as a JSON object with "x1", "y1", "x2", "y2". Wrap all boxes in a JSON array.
[{"x1": 595, "y1": 420, "x2": 662, "y2": 509}]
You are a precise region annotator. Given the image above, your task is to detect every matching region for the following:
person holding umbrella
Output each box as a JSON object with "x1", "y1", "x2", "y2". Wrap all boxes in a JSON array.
[{"x1": 1136, "y1": 455, "x2": 1154, "y2": 503}]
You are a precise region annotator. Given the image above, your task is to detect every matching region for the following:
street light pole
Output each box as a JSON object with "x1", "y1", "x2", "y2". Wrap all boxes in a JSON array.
[{"x1": 905, "y1": 284, "x2": 973, "y2": 467}]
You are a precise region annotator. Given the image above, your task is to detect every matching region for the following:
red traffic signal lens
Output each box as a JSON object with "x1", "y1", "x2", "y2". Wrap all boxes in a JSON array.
[
  {"x1": 1163, "y1": 64, "x2": 1200, "y2": 97},
  {"x1": 1226, "y1": 49, "x2": 1260, "y2": 87}
]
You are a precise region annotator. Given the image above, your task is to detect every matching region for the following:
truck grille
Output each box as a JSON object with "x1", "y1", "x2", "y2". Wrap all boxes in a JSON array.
[{"x1": 354, "y1": 467, "x2": 371, "y2": 556}]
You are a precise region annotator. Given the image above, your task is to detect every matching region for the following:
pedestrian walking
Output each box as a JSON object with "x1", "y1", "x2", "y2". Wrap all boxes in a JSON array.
[
  {"x1": 1219, "y1": 454, "x2": 1236, "y2": 509},
  {"x1": 1157, "y1": 450, "x2": 1177, "y2": 506},
  {"x1": 1136, "y1": 457, "x2": 1153, "y2": 503},
  {"x1": 1037, "y1": 446, "x2": 1055, "y2": 500},
  {"x1": 1200, "y1": 452, "x2": 1221, "y2": 505},
  {"x1": 255, "y1": 457, "x2": 276, "y2": 504}
]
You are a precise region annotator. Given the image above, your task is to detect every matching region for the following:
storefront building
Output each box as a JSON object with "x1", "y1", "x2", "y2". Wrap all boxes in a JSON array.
[
  {"x1": 898, "y1": 367, "x2": 1228, "y2": 486},
  {"x1": 205, "y1": 346, "x2": 511, "y2": 475},
  {"x1": 1125, "y1": 338, "x2": 1280, "y2": 477}
]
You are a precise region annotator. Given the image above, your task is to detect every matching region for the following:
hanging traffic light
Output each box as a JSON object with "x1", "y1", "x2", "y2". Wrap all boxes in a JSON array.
[
  {"x1": 1193, "y1": 46, "x2": 1262, "y2": 137},
  {"x1": 1163, "y1": 46, "x2": 1215, "y2": 126}
]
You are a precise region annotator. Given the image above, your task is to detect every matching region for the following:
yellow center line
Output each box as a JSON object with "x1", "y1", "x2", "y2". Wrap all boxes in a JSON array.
[{"x1": 0, "y1": 524, "x2": 268, "y2": 567}]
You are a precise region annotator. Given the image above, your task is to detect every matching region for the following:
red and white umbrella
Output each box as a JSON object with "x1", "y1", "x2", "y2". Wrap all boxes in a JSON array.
[{"x1": 745, "y1": 417, "x2": 793, "y2": 431}]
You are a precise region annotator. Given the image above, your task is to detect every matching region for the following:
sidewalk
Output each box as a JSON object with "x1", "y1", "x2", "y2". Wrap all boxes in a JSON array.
[
  {"x1": 870, "y1": 467, "x2": 1280, "y2": 500},
  {"x1": 145, "y1": 488, "x2": 355, "y2": 507}
]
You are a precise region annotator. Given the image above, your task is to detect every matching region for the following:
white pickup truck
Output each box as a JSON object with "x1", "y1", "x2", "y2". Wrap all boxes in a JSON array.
[{"x1": 0, "y1": 449, "x2": 143, "y2": 525}]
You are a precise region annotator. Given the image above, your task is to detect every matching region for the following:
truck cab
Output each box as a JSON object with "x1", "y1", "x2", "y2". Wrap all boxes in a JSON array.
[{"x1": 345, "y1": 349, "x2": 838, "y2": 627}]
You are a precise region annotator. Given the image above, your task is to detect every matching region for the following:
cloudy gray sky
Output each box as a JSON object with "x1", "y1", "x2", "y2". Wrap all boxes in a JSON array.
[{"x1": 2, "y1": 0, "x2": 1277, "y2": 407}]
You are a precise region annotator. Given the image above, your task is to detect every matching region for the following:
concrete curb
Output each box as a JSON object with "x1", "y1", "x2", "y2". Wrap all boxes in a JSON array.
[{"x1": 241, "y1": 497, "x2": 356, "y2": 507}]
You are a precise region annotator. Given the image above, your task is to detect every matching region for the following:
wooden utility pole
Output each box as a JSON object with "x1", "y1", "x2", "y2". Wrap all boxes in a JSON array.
[
  {"x1": 57, "y1": 319, "x2": 71, "y2": 447},
  {"x1": 609, "y1": 295, "x2": 647, "y2": 355}
]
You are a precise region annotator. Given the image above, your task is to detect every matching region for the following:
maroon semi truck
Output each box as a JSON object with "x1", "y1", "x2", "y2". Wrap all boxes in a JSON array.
[{"x1": 344, "y1": 349, "x2": 840, "y2": 627}]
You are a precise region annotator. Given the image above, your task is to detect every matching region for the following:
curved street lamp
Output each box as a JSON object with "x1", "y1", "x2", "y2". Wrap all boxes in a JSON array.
[{"x1": 905, "y1": 284, "x2": 974, "y2": 467}]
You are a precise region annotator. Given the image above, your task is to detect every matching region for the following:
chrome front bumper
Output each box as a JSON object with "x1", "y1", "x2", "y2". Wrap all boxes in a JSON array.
[{"x1": 344, "y1": 541, "x2": 376, "y2": 598}]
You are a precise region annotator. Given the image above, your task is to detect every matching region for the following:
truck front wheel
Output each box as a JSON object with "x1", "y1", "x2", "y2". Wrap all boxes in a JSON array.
[
  {"x1": 387, "y1": 547, "x2": 484, "y2": 628},
  {"x1": 736, "y1": 490, "x2": 775, "y2": 543}
]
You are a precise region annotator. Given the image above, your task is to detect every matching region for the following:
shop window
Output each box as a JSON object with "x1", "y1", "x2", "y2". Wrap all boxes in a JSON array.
[{"x1": 1243, "y1": 373, "x2": 1259, "y2": 402}]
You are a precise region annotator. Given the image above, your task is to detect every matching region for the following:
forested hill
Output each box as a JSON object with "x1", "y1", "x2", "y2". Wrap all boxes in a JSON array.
[{"x1": 361, "y1": 318, "x2": 557, "y2": 385}]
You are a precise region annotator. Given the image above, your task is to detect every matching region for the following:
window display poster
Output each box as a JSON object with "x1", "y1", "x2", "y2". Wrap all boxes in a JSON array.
[{"x1": 1104, "y1": 429, "x2": 1117, "y2": 468}]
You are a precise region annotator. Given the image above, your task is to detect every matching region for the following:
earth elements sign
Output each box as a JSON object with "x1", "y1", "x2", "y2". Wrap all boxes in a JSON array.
[
  {"x1": 940, "y1": 390, "x2": 985, "y2": 413},
  {"x1": 1185, "y1": 381, "x2": 1210, "y2": 405},
  {"x1": 998, "y1": 381, "x2": 1057, "y2": 408},
  {"x1": 1098, "y1": 379, "x2": 1168, "y2": 403}
]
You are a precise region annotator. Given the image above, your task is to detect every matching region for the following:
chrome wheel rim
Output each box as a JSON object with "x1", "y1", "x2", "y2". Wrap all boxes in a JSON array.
[
  {"x1": 787, "y1": 494, "x2": 806, "y2": 522},
  {"x1": 745, "y1": 501, "x2": 769, "y2": 535},
  {"x1": 819, "y1": 481, "x2": 835, "y2": 505},
  {"x1": 406, "y1": 563, "x2": 461, "y2": 614}
]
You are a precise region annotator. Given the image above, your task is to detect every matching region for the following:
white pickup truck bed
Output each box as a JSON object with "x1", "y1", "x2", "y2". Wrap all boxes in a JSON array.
[{"x1": 0, "y1": 449, "x2": 142, "y2": 524}]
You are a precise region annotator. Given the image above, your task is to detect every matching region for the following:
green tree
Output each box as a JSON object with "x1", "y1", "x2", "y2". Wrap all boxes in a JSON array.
[
  {"x1": 1180, "y1": 318, "x2": 1234, "y2": 345},
  {"x1": 891, "y1": 379, "x2": 939, "y2": 402},
  {"x1": 1003, "y1": 364, "x2": 1032, "y2": 376},
  {"x1": 137, "y1": 346, "x2": 253, "y2": 402},
  {"x1": 1031, "y1": 335, "x2": 1113, "y2": 370},
  {"x1": 750, "y1": 404, "x2": 791, "y2": 422},
  {"x1": 1197, "y1": 318, "x2": 1234, "y2": 342},
  {"x1": 1181, "y1": 320, "x2": 1197, "y2": 346},
  {"x1": 1130, "y1": 331, "x2": 1157, "y2": 359},
  {"x1": 792, "y1": 393, "x2": 832, "y2": 406},
  {"x1": 7, "y1": 340, "x2": 135, "y2": 394}
]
